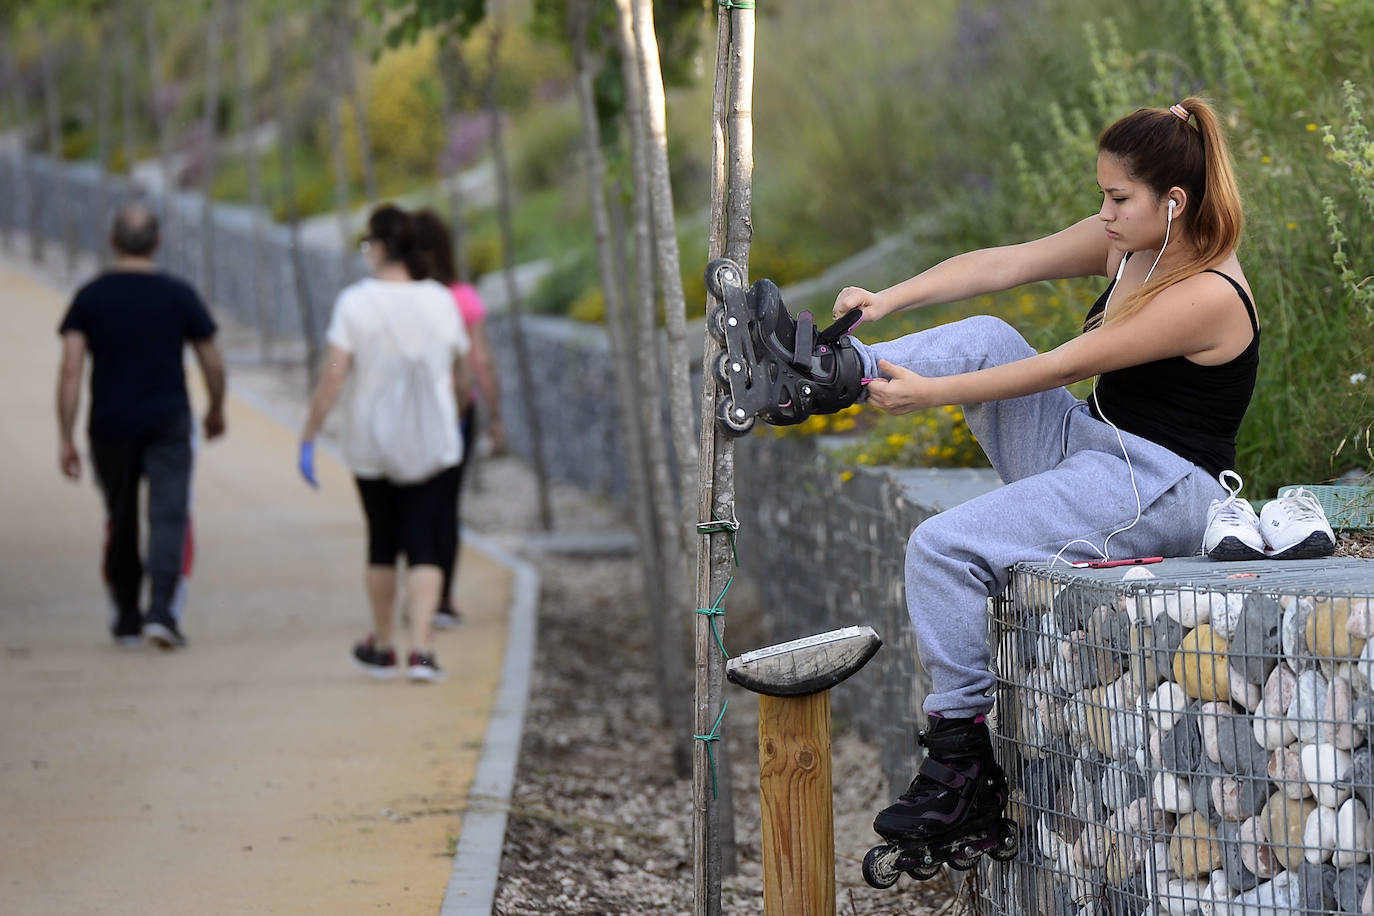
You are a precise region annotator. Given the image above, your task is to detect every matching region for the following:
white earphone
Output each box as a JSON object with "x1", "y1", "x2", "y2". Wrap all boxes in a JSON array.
[{"x1": 1168, "y1": 198, "x2": 1176, "y2": 221}]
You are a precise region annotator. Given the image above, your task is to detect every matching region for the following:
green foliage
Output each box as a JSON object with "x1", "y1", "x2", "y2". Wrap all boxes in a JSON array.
[
  {"x1": 796, "y1": 0, "x2": 1374, "y2": 488},
  {"x1": 830, "y1": 405, "x2": 990, "y2": 471},
  {"x1": 370, "y1": 0, "x2": 486, "y2": 47},
  {"x1": 349, "y1": 37, "x2": 446, "y2": 181},
  {"x1": 508, "y1": 97, "x2": 583, "y2": 191}
]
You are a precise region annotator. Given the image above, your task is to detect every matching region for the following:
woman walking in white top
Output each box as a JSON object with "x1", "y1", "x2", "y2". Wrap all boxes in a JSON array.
[{"x1": 299, "y1": 205, "x2": 472, "y2": 682}]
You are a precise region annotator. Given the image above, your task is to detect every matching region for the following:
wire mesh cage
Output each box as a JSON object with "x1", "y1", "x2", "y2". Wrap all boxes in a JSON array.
[{"x1": 982, "y1": 557, "x2": 1374, "y2": 915}]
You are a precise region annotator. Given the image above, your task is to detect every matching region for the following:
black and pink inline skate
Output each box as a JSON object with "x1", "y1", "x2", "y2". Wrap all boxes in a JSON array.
[
  {"x1": 862, "y1": 715, "x2": 1018, "y2": 887},
  {"x1": 703, "y1": 257, "x2": 865, "y2": 437}
]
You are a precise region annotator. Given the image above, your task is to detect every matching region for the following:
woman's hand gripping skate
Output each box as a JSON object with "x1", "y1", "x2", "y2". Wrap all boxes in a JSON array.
[
  {"x1": 864, "y1": 360, "x2": 939, "y2": 415},
  {"x1": 833, "y1": 286, "x2": 894, "y2": 323}
]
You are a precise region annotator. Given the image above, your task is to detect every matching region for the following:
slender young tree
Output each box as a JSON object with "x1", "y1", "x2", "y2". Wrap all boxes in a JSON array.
[
  {"x1": 435, "y1": 42, "x2": 471, "y2": 283},
  {"x1": 119, "y1": 1, "x2": 137, "y2": 183},
  {"x1": 36, "y1": 19, "x2": 65, "y2": 267},
  {"x1": 7, "y1": 31, "x2": 43, "y2": 261},
  {"x1": 200, "y1": 0, "x2": 227, "y2": 302},
  {"x1": 0, "y1": 39, "x2": 24, "y2": 254},
  {"x1": 144, "y1": 3, "x2": 179, "y2": 271},
  {"x1": 324, "y1": 14, "x2": 355, "y2": 287},
  {"x1": 93, "y1": 10, "x2": 113, "y2": 253},
  {"x1": 269, "y1": 8, "x2": 319, "y2": 383},
  {"x1": 694, "y1": 6, "x2": 754, "y2": 910},
  {"x1": 479, "y1": 18, "x2": 554, "y2": 529},
  {"x1": 561, "y1": 0, "x2": 670, "y2": 749},
  {"x1": 338, "y1": 2, "x2": 378, "y2": 206},
  {"x1": 610, "y1": 0, "x2": 692, "y2": 777},
  {"x1": 626, "y1": 0, "x2": 698, "y2": 516},
  {"x1": 234, "y1": 0, "x2": 274, "y2": 361}
]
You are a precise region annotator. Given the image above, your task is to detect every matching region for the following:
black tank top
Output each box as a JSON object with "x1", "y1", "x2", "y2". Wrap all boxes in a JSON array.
[{"x1": 1083, "y1": 268, "x2": 1260, "y2": 479}]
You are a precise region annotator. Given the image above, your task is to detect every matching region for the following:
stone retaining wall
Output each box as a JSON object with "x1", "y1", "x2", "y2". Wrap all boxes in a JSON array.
[{"x1": 989, "y1": 557, "x2": 1374, "y2": 916}]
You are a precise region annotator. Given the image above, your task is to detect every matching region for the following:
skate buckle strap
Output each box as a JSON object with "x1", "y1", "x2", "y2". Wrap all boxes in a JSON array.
[
  {"x1": 917, "y1": 755, "x2": 969, "y2": 791},
  {"x1": 792, "y1": 310, "x2": 816, "y2": 368},
  {"x1": 816, "y1": 308, "x2": 863, "y2": 347}
]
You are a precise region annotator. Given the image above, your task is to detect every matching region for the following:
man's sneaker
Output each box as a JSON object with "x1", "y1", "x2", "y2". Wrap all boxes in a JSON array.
[
  {"x1": 1203, "y1": 470, "x2": 1266, "y2": 561},
  {"x1": 143, "y1": 615, "x2": 187, "y2": 649},
  {"x1": 407, "y1": 651, "x2": 447, "y2": 683},
  {"x1": 111, "y1": 628, "x2": 143, "y2": 648},
  {"x1": 1260, "y1": 487, "x2": 1336, "y2": 559},
  {"x1": 111, "y1": 614, "x2": 143, "y2": 648},
  {"x1": 434, "y1": 605, "x2": 463, "y2": 630},
  {"x1": 352, "y1": 636, "x2": 398, "y2": 679}
]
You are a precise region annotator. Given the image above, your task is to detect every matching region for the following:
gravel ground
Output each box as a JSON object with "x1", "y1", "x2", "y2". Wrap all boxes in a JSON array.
[
  {"x1": 463, "y1": 453, "x2": 1373, "y2": 915},
  {"x1": 458, "y1": 456, "x2": 962, "y2": 915}
]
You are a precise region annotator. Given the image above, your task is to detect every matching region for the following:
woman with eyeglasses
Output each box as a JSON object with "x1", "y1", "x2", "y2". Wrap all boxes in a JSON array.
[{"x1": 299, "y1": 204, "x2": 473, "y2": 683}]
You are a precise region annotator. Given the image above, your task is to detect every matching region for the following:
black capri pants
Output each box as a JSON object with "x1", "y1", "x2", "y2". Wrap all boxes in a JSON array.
[{"x1": 354, "y1": 464, "x2": 463, "y2": 567}]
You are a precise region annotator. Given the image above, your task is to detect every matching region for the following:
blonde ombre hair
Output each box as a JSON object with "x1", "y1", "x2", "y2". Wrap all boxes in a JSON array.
[{"x1": 1090, "y1": 97, "x2": 1244, "y2": 327}]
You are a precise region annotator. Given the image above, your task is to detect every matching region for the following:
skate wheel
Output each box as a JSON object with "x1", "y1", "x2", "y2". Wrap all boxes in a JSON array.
[
  {"x1": 861, "y1": 845, "x2": 902, "y2": 889},
  {"x1": 716, "y1": 399, "x2": 755, "y2": 437},
  {"x1": 908, "y1": 861, "x2": 941, "y2": 881},
  {"x1": 988, "y1": 821, "x2": 1018, "y2": 862},
  {"x1": 707, "y1": 305, "x2": 728, "y2": 345},
  {"x1": 704, "y1": 257, "x2": 742, "y2": 300},
  {"x1": 948, "y1": 847, "x2": 981, "y2": 871},
  {"x1": 713, "y1": 350, "x2": 747, "y2": 389}
]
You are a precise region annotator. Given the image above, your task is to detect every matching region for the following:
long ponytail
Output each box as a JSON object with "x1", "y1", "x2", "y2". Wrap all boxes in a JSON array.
[{"x1": 1093, "y1": 97, "x2": 1244, "y2": 325}]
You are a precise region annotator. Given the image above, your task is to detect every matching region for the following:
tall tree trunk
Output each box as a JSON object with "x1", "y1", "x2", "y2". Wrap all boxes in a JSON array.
[
  {"x1": 628, "y1": 0, "x2": 700, "y2": 521},
  {"x1": 235, "y1": 0, "x2": 273, "y2": 362},
  {"x1": 612, "y1": 0, "x2": 692, "y2": 778},
  {"x1": 1, "y1": 42, "x2": 24, "y2": 254},
  {"x1": 94, "y1": 15, "x2": 113, "y2": 259},
  {"x1": 145, "y1": 6, "x2": 178, "y2": 272},
  {"x1": 200, "y1": 0, "x2": 225, "y2": 303},
  {"x1": 693, "y1": 8, "x2": 755, "y2": 911},
  {"x1": 338, "y1": 8, "x2": 378, "y2": 206},
  {"x1": 37, "y1": 26, "x2": 65, "y2": 268},
  {"x1": 271, "y1": 13, "x2": 319, "y2": 384},
  {"x1": 120, "y1": 4, "x2": 137, "y2": 181},
  {"x1": 8, "y1": 38, "x2": 40, "y2": 261},
  {"x1": 435, "y1": 44, "x2": 470, "y2": 283},
  {"x1": 568, "y1": 0, "x2": 668, "y2": 734},
  {"x1": 465, "y1": 24, "x2": 554, "y2": 530},
  {"x1": 324, "y1": 18, "x2": 354, "y2": 289}
]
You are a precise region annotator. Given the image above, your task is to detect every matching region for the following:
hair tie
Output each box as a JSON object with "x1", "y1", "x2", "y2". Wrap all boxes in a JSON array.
[{"x1": 1169, "y1": 103, "x2": 1190, "y2": 122}]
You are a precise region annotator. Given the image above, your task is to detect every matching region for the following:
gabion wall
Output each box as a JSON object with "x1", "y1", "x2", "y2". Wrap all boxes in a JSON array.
[{"x1": 987, "y1": 556, "x2": 1374, "y2": 916}]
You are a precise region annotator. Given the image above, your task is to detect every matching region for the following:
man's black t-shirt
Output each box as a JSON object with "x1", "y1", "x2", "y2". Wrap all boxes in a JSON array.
[{"x1": 58, "y1": 271, "x2": 217, "y2": 440}]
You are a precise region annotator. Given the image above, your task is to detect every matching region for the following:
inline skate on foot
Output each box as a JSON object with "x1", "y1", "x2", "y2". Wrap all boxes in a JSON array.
[
  {"x1": 862, "y1": 715, "x2": 1018, "y2": 888},
  {"x1": 704, "y1": 258, "x2": 865, "y2": 437}
]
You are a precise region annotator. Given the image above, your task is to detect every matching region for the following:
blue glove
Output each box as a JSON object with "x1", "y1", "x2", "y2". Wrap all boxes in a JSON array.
[{"x1": 298, "y1": 440, "x2": 319, "y2": 489}]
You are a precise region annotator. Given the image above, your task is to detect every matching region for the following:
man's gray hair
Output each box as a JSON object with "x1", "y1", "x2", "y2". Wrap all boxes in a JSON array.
[{"x1": 111, "y1": 203, "x2": 159, "y2": 257}]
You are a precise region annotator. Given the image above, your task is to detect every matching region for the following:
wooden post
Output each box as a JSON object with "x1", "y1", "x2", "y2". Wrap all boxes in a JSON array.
[
  {"x1": 758, "y1": 691, "x2": 833, "y2": 915},
  {"x1": 727, "y1": 626, "x2": 882, "y2": 916}
]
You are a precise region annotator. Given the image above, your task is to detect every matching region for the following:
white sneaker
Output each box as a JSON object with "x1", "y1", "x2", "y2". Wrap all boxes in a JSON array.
[
  {"x1": 1259, "y1": 487, "x2": 1336, "y2": 559},
  {"x1": 1203, "y1": 470, "x2": 1266, "y2": 561}
]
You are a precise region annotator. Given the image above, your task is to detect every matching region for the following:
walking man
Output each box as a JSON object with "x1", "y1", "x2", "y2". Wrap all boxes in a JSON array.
[{"x1": 56, "y1": 202, "x2": 227, "y2": 649}]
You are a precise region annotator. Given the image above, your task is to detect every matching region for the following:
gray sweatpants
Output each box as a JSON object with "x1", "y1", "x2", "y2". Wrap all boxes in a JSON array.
[{"x1": 854, "y1": 316, "x2": 1225, "y2": 717}]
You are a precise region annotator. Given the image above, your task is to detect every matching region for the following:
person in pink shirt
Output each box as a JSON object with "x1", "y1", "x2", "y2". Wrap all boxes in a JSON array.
[{"x1": 413, "y1": 209, "x2": 506, "y2": 628}]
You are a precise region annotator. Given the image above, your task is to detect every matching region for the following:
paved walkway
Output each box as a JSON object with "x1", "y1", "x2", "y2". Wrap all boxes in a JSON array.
[{"x1": 0, "y1": 258, "x2": 523, "y2": 914}]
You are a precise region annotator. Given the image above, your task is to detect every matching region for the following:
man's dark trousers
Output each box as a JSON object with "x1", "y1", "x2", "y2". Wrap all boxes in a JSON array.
[{"x1": 90, "y1": 412, "x2": 194, "y2": 630}]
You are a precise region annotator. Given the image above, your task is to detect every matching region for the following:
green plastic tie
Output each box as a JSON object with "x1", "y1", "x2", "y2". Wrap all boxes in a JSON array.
[
  {"x1": 693, "y1": 700, "x2": 730, "y2": 799},
  {"x1": 695, "y1": 576, "x2": 733, "y2": 660},
  {"x1": 718, "y1": 0, "x2": 755, "y2": 8},
  {"x1": 696, "y1": 510, "x2": 740, "y2": 567}
]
